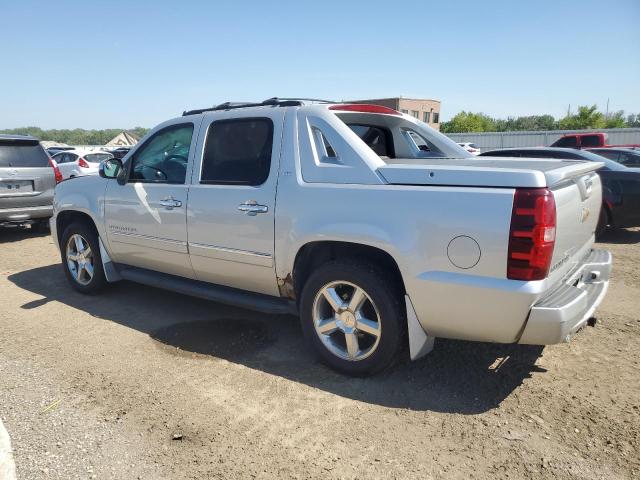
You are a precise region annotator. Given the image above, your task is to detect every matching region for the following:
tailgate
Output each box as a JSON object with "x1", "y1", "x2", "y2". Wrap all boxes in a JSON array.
[
  {"x1": 0, "y1": 166, "x2": 56, "y2": 209},
  {"x1": 547, "y1": 171, "x2": 601, "y2": 284}
]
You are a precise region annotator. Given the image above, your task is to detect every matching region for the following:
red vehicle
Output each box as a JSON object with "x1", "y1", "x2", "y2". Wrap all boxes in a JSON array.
[{"x1": 550, "y1": 132, "x2": 640, "y2": 150}]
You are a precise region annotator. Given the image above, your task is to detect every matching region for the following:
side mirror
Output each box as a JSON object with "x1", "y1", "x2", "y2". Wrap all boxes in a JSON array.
[{"x1": 99, "y1": 158, "x2": 124, "y2": 181}]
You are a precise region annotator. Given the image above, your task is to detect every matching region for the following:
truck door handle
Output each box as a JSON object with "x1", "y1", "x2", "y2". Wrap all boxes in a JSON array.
[
  {"x1": 238, "y1": 201, "x2": 268, "y2": 216},
  {"x1": 159, "y1": 197, "x2": 182, "y2": 209}
]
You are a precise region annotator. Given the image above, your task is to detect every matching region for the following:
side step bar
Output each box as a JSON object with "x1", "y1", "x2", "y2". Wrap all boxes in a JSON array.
[{"x1": 116, "y1": 265, "x2": 297, "y2": 315}]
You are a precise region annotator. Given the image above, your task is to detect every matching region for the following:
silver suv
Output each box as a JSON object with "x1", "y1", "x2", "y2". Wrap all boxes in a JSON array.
[
  {"x1": 50, "y1": 99, "x2": 611, "y2": 376},
  {"x1": 0, "y1": 134, "x2": 60, "y2": 231}
]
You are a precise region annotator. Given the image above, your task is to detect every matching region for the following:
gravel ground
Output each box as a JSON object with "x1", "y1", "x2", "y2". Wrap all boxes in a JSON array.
[{"x1": 0, "y1": 227, "x2": 638, "y2": 479}]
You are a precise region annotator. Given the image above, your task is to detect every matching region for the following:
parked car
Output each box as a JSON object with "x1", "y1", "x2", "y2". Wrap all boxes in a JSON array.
[
  {"x1": 587, "y1": 148, "x2": 640, "y2": 167},
  {"x1": 0, "y1": 134, "x2": 62, "y2": 230},
  {"x1": 550, "y1": 132, "x2": 640, "y2": 150},
  {"x1": 51, "y1": 99, "x2": 611, "y2": 376},
  {"x1": 457, "y1": 142, "x2": 481, "y2": 155},
  {"x1": 109, "y1": 147, "x2": 131, "y2": 159},
  {"x1": 480, "y1": 147, "x2": 640, "y2": 235},
  {"x1": 51, "y1": 149, "x2": 113, "y2": 180}
]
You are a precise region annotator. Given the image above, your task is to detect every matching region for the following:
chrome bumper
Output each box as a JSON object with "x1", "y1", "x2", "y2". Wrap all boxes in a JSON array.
[{"x1": 518, "y1": 249, "x2": 612, "y2": 345}]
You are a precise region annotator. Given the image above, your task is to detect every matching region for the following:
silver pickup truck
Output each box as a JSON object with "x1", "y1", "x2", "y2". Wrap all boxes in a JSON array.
[{"x1": 51, "y1": 98, "x2": 612, "y2": 375}]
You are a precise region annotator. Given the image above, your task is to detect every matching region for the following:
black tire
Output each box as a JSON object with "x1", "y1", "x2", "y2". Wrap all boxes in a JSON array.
[
  {"x1": 299, "y1": 259, "x2": 406, "y2": 376},
  {"x1": 31, "y1": 219, "x2": 50, "y2": 234},
  {"x1": 61, "y1": 222, "x2": 107, "y2": 294},
  {"x1": 596, "y1": 206, "x2": 610, "y2": 239}
]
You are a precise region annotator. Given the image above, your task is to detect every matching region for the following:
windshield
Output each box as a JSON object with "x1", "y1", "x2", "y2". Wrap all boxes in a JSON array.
[{"x1": 85, "y1": 153, "x2": 113, "y2": 163}]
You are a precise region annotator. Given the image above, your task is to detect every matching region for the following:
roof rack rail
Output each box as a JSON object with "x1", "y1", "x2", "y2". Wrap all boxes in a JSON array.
[{"x1": 182, "y1": 97, "x2": 337, "y2": 116}]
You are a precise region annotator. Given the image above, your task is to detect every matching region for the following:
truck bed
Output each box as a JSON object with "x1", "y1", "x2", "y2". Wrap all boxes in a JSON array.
[{"x1": 378, "y1": 157, "x2": 603, "y2": 188}]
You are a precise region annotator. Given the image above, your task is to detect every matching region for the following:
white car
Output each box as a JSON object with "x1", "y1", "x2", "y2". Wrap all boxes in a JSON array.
[
  {"x1": 51, "y1": 149, "x2": 113, "y2": 179},
  {"x1": 457, "y1": 142, "x2": 481, "y2": 155}
]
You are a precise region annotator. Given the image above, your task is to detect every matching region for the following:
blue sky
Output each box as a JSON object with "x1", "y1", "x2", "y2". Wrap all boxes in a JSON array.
[{"x1": 1, "y1": 0, "x2": 638, "y2": 129}]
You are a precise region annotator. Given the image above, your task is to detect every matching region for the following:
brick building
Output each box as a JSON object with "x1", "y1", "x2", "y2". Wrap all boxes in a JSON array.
[{"x1": 350, "y1": 97, "x2": 441, "y2": 130}]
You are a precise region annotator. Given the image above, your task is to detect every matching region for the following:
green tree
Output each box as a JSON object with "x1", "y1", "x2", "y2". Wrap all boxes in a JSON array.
[
  {"x1": 604, "y1": 111, "x2": 626, "y2": 129},
  {"x1": 440, "y1": 111, "x2": 496, "y2": 133},
  {"x1": 558, "y1": 105, "x2": 605, "y2": 130}
]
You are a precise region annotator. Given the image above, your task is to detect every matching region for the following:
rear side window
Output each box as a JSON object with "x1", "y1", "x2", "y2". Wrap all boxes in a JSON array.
[
  {"x1": 0, "y1": 140, "x2": 49, "y2": 167},
  {"x1": 201, "y1": 118, "x2": 273, "y2": 185},
  {"x1": 580, "y1": 135, "x2": 601, "y2": 148},
  {"x1": 553, "y1": 136, "x2": 578, "y2": 148}
]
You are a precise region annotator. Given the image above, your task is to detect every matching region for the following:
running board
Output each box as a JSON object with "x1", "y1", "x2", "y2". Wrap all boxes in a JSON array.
[{"x1": 115, "y1": 265, "x2": 297, "y2": 315}]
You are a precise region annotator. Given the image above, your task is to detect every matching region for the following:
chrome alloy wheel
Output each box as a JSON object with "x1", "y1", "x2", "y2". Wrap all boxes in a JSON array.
[
  {"x1": 312, "y1": 281, "x2": 382, "y2": 361},
  {"x1": 66, "y1": 234, "x2": 94, "y2": 286}
]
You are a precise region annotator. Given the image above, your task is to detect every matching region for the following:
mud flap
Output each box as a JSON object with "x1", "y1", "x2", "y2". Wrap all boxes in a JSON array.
[
  {"x1": 406, "y1": 295, "x2": 435, "y2": 360},
  {"x1": 99, "y1": 237, "x2": 121, "y2": 282}
]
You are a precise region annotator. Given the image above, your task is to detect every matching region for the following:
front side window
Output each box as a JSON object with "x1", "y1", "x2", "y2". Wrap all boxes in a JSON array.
[
  {"x1": 129, "y1": 124, "x2": 193, "y2": 183},
  {"x1": 201, "y1": 118, "x2": 273, "y2": 185}
]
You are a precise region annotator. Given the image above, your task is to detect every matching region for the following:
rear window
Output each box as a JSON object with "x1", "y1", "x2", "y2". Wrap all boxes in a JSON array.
[
  {"x1": 347, "y1": 124, "x2": 394, "y2": 157},
  {"x1": 0, "y1": 140, "x2": 50, "y2": 167},
  {"x1": 85, "y1": 153, "x2": 113, "y2": 163}
]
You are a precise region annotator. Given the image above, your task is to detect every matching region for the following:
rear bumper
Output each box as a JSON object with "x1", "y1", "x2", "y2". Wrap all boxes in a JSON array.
[
  {"x1": 0, "y1": 204, "x2": 53, "y2": 223},
  {"x1": 518, "y1": 249, "x2": 612, "y2": 345}
]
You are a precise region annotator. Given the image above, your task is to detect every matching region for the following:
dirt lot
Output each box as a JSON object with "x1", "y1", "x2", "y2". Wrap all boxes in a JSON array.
[{"x1": 0, "y1": 228, "x2": 639, "y2": 479}]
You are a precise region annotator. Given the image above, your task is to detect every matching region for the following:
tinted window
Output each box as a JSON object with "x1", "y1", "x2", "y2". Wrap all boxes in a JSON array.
[
  {"x1": 129, "y1": 124, "x2": 193, "y2": 183},
  {"x1": 619, "y1": 152, "x2": 640, "y2": 166},
  {"x1": 201, "y1": 118, "x2": 273, "y2": 185},
  {"x1": 580, "y1": 135, "x2": 601, "y2": 148},
  {"x1": 553, "y1": 136, "x2": 578, "y2": 148},
  {"x1": 347, "y1": 124, "x2": 394, "y2": 157},
  {"x1": 0, "y1": 140, "x2": 49, "y2": 167},
  {"x1": 588, "y1": 149, "x2": 618, "y2": 161},
  {"x1": 481, "y1": 150, "x2": 519, "y2": 157}
]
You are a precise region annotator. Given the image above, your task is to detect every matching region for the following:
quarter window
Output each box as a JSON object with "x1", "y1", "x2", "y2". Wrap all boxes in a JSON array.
[
  {"x1": 201, "y1": 118, "x2": 273, "y2": 185},
  {"x1": 129, "y1": 123, "x2": 193, "y2": 184}
]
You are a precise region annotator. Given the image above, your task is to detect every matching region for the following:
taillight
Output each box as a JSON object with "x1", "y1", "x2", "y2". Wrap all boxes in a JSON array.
[
  {"x1": 507, "y1": 188, "x2": 556, "y2": 281},
  {"x1": 78, "y1": 157, "x2": 90, "y2": 168},
  {"x1": 328, "y1": 104, "x2": 401, "y2": 115},
  {"x1": 49, "y1": 158, "x2": 63, "y2": 184}
]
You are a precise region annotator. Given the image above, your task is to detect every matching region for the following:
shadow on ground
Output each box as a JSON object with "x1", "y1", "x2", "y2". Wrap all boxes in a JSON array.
[
  {"x1": 598, "y1": 227, "x2": 640, "y2": 245},
  {"x1": 9, "y1": 264, "x2": 545, "y2": 414},
  {"x1": 0, "y1": 226, "x2": 50, "y2": 244}
]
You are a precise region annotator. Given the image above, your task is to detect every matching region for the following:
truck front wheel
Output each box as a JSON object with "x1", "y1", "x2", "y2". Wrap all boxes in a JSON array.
[
  {"x1": 299, "y1": 260, "x2": 405, "y2": 376},
  {"x1": 61, "y1": 222, "x2": 107, "y2": 294}
]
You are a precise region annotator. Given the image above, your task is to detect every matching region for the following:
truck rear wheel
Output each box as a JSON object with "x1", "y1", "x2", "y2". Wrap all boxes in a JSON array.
[
  {"x1": 61, "y1": 222, "x2": 107, "y2": 294},
  {"x1": 299, "y1": 260, "x2": 405, "y2": 376}
]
